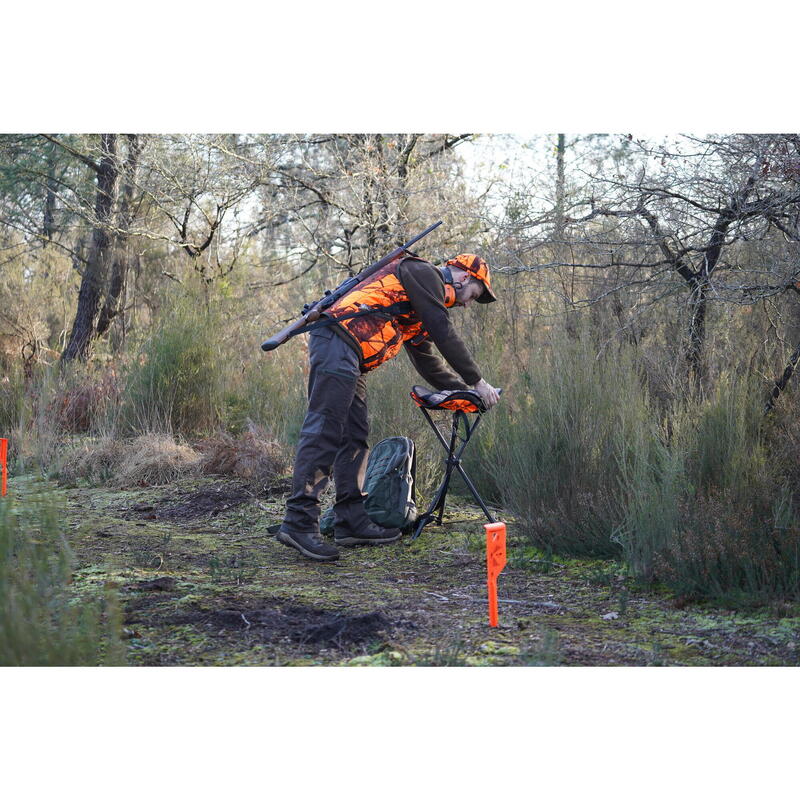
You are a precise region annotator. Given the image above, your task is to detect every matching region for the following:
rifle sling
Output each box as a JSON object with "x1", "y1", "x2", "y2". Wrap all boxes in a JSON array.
[{"x1": 286, "y1": 301, "x2": 414, "y2": 340}]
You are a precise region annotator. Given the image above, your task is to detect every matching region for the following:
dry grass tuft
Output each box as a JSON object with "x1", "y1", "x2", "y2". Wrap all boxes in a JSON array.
[
  {"x1": 197, "y1": 422, "x2": 289, "y2": 486},
  {"x1": 59, "y1": 433, "x2": 201, "y2": 487},
  {"x1": 114, "y1": 434, "x2": 201, "y2": 487},
  {"x1": 58, "y1": 437, "x2": 126, "y2": 485}
]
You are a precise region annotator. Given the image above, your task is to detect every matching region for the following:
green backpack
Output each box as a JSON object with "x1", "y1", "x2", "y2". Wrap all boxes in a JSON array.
[{"x1": 320, "y1": 436, "x2": 417, "y2": 534}]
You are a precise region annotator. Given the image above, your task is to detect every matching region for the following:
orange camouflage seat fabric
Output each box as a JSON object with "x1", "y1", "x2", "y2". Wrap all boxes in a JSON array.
[
  {"x1": 326, "y1": 255, "x2": 430, "y2": 372},
  {"x1": 410, "y1": 385, "x2": 485, "y2": 413}
]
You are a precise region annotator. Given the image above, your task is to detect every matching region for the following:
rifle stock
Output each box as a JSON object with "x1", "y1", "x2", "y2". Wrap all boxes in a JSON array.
[{"x1": 261, "y1": 309, "x2": 322, "y2": 351}]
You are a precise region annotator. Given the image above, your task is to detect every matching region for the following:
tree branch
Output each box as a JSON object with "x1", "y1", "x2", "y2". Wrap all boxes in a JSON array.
[{"x1": 39, "y1": 134, "x2": 100, "y2": 174}]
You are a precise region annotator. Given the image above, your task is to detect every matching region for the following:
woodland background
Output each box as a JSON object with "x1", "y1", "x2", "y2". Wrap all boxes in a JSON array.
[{"x1": 3, "y1": 133, "x2": 800, "y2": 661}]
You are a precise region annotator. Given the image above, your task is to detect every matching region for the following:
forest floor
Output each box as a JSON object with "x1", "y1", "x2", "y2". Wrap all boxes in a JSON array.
[{"x1": 17, "y1": 473, "x2": 800, "y2": 666}]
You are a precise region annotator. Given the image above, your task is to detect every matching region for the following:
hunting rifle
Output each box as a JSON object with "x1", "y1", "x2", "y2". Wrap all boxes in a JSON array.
[{"x1": 261, "y1": 221, "x2": 443, "y2": 351}]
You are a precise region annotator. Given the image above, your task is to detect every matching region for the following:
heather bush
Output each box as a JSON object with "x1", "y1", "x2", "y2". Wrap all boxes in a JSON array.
[
  {"x1": 8, "y1": 365, "x2": 61, "y2": 475},
  {"x1": 50, "y1": 363, "x2": 120, "y2": 434},
  {"x1": 0, "y1": 364, "x2": 24, "y2": 435}
]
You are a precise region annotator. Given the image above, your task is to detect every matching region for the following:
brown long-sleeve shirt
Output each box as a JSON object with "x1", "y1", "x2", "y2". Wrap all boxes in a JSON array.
[{"x1": 396, "y1": 258, "x2": 482, "y2": 389}]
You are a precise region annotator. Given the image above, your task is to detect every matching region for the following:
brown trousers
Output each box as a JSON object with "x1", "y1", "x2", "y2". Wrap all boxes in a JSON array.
[{"x1": 281, "y1": 325, "x2": 371, "y2": 534}]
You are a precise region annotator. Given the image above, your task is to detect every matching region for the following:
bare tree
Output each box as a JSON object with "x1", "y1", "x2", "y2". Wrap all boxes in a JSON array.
[
  {"x1": 97, "y1": 135, "x2": 143, "y2": 342},
  {"x1": 252, "y1": 133, "x2": 474, "y2": 291},
  {"x1": 500, "y1": 134, "x2": 800, "y2": 391},
  {"x1": 58, "y1": 134, "x2": 120, "y2": 362}
]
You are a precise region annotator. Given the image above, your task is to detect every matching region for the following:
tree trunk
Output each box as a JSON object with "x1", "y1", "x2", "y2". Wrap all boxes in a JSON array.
[
  {"x1": 764, "y1": 340, "x2": 800, "y2": 414},
  {"x1": 686, "y1": 280, "x2": 708, "y2": 391},
  {"x1": 684, "y1": 207, "x2": 733, "y2": 391},
  {"x1": 43, "y1": 140, "x2": 58, "y2": 246},
  {"x1": 62, "y1": 134, "x2": 119, "y2": 363},
  {"x1": 554, "y1": 134, "x2": 577, "y2": 339},
  {"x1": 555, "y1": 133, "x2": 566, "y2": 239},
  {"x1": 97, "y1": 135, "x2": 141, "y2": 341}
]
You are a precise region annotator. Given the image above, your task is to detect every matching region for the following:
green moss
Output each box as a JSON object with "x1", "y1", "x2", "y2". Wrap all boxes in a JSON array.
[
  {"x1": 346, "y1": 651, "x2": 406, "y2": 666},
  {"x1": 479, "y1": 641, "x2": 520, "y2": 656}
]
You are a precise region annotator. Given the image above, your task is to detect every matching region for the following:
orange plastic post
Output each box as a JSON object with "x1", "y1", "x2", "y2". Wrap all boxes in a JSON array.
[
  {"x1": 485, "y1": 521, "x2": 507, "y2": 627},
  {"x1": 1, "y1": 438, "x2": 7, "y2": 497}
]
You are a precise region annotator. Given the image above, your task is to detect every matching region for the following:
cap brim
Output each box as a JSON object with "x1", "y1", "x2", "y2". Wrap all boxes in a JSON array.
[{"x1": 477, "y1": 285, "x2": 497, "y2": 303}]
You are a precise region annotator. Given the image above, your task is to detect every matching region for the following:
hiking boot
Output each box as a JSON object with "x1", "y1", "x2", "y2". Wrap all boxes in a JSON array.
[
  {"x1": 275, "y1": 526, "x2": 340, "y2": 562},
  {"x1": 333, "y1": 520, "x2": 402, "y2": 547}
]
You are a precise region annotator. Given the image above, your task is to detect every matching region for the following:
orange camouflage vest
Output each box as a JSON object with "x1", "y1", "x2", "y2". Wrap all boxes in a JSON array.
[{"x1": 325, "y1": 255, "x2": 429, "y2": 372}]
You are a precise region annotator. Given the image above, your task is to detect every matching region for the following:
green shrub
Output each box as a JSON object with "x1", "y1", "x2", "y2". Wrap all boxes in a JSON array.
[
  {"x1": 489, "y1": 333, "x2": 655, "y2": 556},
  {"x1": 614, "y1": 436, "x2": 685, "y2": 581},
  {"x1": 0, "y1": 487, "x2": 124, "y2": 665},
  {"x1": 681, "y1": 376, "x2": 767, "y2": 496},
  {"x1": 616, "y1": 375, "x2": 800, "y2": 601},
  {"x1": 120, "y1": 301, "x2": 221, "y2": 435},
  {"x1": 653, "y1": 488, "x2": 800, "y2": 603}
]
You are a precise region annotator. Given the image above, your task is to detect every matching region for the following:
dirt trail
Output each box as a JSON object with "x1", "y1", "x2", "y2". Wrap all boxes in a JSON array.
[{"x1": 18, "y1": 474, "x2": 800, "y2": 665}]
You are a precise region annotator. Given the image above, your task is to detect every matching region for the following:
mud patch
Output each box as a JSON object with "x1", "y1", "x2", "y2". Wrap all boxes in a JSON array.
[
  {"x1": 126, "y1": 577, "x2": 177, "y2": 592},
  {"x1": 158, "y1": 485, "x2": 253, "y2": 520},
  {"x1": 120, "y1": 479, "x2": 292, "y2": 522},
  {"x1": 178, "y1": 600, "x2": 398, "y2": 648},
  {"x1": 119, "y1": 483, "x2": 253, "y2": 521}
]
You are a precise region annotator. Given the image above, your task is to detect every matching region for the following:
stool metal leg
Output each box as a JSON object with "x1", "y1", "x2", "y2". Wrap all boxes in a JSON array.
[
  {"x1": 411, "y1": 408, "x2": 496, "y2": 540},
  {"x1": 452, "y1": 460, "x2": 496, "y2": 524},
  {"x1": 433, "y1": 412, "x2": 463, "y2": 524}
]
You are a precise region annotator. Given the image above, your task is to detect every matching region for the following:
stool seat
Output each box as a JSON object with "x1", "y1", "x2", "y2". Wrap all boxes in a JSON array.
[{"x1": 410, "y1": 385, "x2": 486, "y2": 413}]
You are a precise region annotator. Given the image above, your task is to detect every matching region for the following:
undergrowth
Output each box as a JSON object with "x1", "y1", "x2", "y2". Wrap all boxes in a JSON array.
[
  {"x1": 488, "y1": 332, "x2": 652, "y2": 557},
  {"x1": 3, "y1": 297, "x2": 800, "y2": 607},
  {"x1": 0, "y1": 486, "x2": 124, "y2": 666},
  {"x1": 119, "y1": 301, "x2": 221, "y2": 435}
]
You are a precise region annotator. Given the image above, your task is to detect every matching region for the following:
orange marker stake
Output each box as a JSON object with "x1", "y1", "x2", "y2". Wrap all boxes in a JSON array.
[
  {"x1": 485, "y1": 521, "x2": 507, "y2": 627},
  {"x1": 1, "y1": 438, "x2": 7, "y2": 497}
]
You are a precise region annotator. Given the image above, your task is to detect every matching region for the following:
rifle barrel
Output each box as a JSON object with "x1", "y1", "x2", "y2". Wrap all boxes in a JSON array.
[
  {"x1": 402, "y1": 220, "x2": 442, "y2": 250},
  {"x1": 260, "y1": 221, "x2": 443, "y2": 352}
]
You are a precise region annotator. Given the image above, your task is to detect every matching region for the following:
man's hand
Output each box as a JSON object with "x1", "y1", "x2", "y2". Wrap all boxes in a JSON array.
[{"x1": 471, "y1": 378, "x2": 501, "y2": 409}]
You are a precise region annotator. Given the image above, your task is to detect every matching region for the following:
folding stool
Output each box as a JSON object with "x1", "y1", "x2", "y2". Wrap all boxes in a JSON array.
[{"x1": 409, "y1": 385, "x2": 500, "y2": 539}]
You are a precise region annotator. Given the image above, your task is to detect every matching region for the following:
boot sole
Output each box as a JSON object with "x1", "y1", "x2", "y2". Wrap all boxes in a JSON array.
[
  {"x1": 334, "y1": 533, "x2": 402, "y2": 547},
  {"x1": 276, "y1": 531, "x2": 339, "y2": 562}
]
